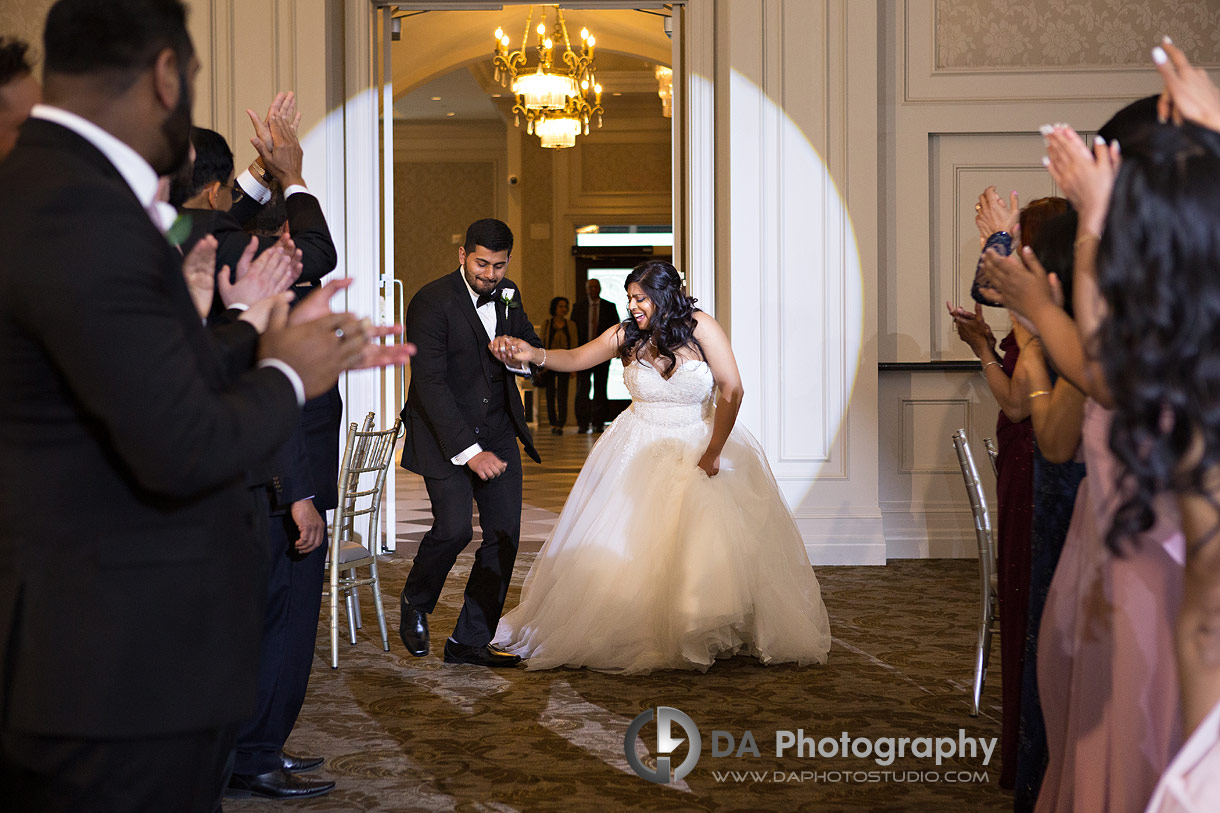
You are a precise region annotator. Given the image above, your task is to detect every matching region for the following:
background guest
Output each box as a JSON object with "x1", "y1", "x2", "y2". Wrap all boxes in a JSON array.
[
  {"x1": 1011, "y1": 210, "x2": 1087, "y2": 812},
  {"x1": 571, "y1": 278, "x2": 620, "y2": 433},
  {"x1": 949, "y1": 192, "x2": 1067, "y2": 788},
  {"x1": 540, "y1": 295, "x2": 573, "y2": 434}
]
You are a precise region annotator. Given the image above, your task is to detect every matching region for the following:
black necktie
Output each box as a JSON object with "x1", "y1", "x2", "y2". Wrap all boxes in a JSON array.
[{"x1": 476, "y1": 292, "x2": 497, "y2": 307}]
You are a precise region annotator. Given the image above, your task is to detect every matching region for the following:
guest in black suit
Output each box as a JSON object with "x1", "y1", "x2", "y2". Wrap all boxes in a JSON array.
[
  {"x1": 0, "y1": 37, "x2": 39, "y2": 161},
  {"x1": 398, "y1": 218, "x2": 542, "y2": 668},
  {"x1": 571, "y1": 278, "x2": 621, "y2": 432},
  {"x1": 173, "y1": 115, "x2": 337, "y2": 298},
  {"x1": 227, "y1": 188, "x2": 343, "y2": 801},
  {"x1": 0, "y1": 2, "x2": 405, "y2": 809}
]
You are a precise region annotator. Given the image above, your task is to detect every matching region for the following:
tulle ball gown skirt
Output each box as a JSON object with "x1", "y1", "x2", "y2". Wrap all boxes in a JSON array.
[{"x1": 495, "y1": 382, "x2": 831, "y2": 674}]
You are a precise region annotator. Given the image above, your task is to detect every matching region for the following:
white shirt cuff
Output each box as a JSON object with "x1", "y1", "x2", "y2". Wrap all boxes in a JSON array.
[
  {"x1": 257, "y1": 358, "x2": 306, "y2": 407},
  {"x1": 236, "y1": 170, "x2": 272, "y2": 204},
  {"x1": 284, "y1": 184, "x2": 309, "y2": 198},
  {"x1": 505, "y1": 362, "x2": 531, "y2": 376},
  {"x1": 451, "y1": 443, "x2": 482, "y2": 466},
  {"x1": 227, "y1": 303, "x2": 250, "y2": 312}
]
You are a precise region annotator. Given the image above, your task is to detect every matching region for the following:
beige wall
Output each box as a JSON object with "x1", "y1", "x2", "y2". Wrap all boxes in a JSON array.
[{"x1": 0, "y1": 0, "x2": 54, "y2": 67}]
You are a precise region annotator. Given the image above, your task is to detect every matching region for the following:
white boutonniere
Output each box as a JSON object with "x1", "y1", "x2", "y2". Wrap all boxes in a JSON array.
[{"x1": 500, "y1": 287, "x2": 519, "y2": 309}]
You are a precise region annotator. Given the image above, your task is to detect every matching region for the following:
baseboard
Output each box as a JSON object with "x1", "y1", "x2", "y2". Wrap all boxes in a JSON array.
[
  {"x1": 880, "y1": 500, "x2": 990, "y2": 559},
  {"x1": 793, "y1": 513, "x2": 887, "y2": 566}
]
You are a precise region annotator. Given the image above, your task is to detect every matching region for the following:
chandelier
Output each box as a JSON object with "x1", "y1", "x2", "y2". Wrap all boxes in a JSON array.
[{"x1": 492, "y1": 6, "x2": 604, "y2": 149}]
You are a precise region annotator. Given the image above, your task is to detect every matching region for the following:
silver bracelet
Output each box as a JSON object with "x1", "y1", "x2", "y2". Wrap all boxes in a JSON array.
[
  {"x1": 981, "y1": 360, "x2": 1001, "y2": 374},
  {"x1": 540, "y1": 348, "x2": 547, "y2": 368}
]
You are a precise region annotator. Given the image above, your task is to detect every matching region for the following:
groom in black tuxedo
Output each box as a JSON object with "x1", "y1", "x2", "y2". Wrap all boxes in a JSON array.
[{"x1": 399, "y1": 219, "x2": 542, "y2": 667}]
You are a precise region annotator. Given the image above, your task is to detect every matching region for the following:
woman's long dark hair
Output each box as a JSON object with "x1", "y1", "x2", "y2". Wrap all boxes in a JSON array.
[
  {"x1": 617, "y1": 260, "x2": 702, "y2": 378},
  {"x1": 1030, "y1": 209, "x2": 1078, "y2": 320},
  {"x1": 1098, "y1": 122, "x2": 1220, "y2": 552}
]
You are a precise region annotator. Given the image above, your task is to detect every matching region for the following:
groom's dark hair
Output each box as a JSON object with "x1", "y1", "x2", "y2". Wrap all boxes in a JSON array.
[{"x1": 463, "y1": 218, "x2": 513, "y2": 255}]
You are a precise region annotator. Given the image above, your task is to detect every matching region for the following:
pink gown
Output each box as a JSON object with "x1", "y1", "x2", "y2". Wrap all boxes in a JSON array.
[{"x1": 1036, "y1": 399, "x2": 1185, "y2": 813}]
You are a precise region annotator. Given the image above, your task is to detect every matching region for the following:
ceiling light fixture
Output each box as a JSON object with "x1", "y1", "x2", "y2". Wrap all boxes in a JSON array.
[{"x1": 492, "y1": 5, "x2": 603, "y2": 148}]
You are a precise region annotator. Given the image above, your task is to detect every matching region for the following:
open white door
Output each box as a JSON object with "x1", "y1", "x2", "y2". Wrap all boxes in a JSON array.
[{"x1": 377, "y1": 5, "x2": 401, "y2": 552}]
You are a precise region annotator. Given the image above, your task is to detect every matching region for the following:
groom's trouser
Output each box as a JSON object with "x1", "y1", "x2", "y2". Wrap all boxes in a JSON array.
[{"x1": 402, "y1": 426, "x2": 523, "y2": 647}]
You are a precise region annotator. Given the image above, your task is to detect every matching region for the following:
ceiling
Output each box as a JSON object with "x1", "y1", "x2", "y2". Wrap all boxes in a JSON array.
[
  {"x1": 393, "y1": 50, "x2": 667, "y2": 121},
  {"x1": 390, "y1": 4, "x2": 673, "y2": 120}
]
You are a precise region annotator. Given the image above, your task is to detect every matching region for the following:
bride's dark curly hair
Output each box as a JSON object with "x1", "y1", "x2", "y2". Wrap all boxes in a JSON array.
[
  {"x1": 1098, "y1": 122, "x2": 1220, "y2": 553},
  {"x1": 617, "y1": 260, "x2": 703, "y2": 378}
]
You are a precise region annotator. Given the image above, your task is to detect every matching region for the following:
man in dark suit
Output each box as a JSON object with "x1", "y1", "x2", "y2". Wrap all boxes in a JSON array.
[
  {"x1": 227, "y1": 182, "x2": 343, "y2": 800},
  {"x1": 0, "y1": 2, "x2": 407, "y2": 809},
  {"x1": 398, "y1": 218, "x2": 542, "y2": 667},
  {"x1": 571, "y1": 277, "x2": 621, "y2": 432},
  {"x1": 174, "y1": 115, "x2": 337, "y2": 291}
]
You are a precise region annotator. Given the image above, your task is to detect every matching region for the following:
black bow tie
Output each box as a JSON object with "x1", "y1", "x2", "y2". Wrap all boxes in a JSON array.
[{"x1": 476, "y1": 292, "x2": 498, "y2": 307}]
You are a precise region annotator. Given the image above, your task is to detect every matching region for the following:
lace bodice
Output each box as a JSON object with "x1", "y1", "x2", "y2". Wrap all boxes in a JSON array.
[{"x1": 623, "y1": 359, "x2": 713, "y2": 427}]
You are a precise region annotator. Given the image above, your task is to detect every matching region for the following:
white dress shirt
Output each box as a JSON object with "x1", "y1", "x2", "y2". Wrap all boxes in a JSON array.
[
  {"x1": 450, "y1": 273, "x2": 530, "y2": 466},
  {"x1": 30, "y1": 105, "x2": 305, "y2": 406},
  {"x1": 235, "y1": 169, "x2": 309, "y2": 203}
]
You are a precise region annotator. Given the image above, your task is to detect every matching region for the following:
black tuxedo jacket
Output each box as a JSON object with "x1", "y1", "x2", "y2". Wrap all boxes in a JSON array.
[
  {"x1": 400, "y1": 270, "x2": 542, "y2": 479},
  {"x1": 0, "y1": 119, "x2": 301, "y2": 738},
  {"x1": 572, "y1": 296, "x2": 622, "y2": 344}
]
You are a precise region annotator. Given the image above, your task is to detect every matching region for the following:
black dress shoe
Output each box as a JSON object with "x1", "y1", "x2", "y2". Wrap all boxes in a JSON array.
[
  {"x1": 399, "y1": 596, "x2": 429, "y2": 657},
  {"x1": 226, "y1": 768, "x2": 335, "y2": 799},
  {"x1": 551, "y1": 426, "x2": 563, "y2": 435},
  {"x1": 281, "y1": 750, "x2": 324, "y2": 773},
  {"x1": 443, "y1": 639, "x2": 522, "y2": 667},
  {"x1": 577, "y1": 424, "x2": 589, "y2": 434}
]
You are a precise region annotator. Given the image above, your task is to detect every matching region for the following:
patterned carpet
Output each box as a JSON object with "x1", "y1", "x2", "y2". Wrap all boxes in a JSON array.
[{"x1": 229, "y1": 431, "x2": 1012, "y2": 812}]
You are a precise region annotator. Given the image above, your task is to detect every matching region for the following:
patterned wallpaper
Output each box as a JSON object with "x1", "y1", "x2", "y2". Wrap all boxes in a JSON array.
[
  {"x1": 0, "y1": 0, "x2": 55, "y2": 70},
  {"x1": 393, "y1": 161, "x2": 495, "y2": 303},
  {"x1": 519, "y1": 134, "x2": 556, "y2": 322},
  {"x1": 580, "y1": 142, "x2": 671, "y2": 194},
  {"x1": 935, "y1": 0, "x2": 1220, "y2": 69}
]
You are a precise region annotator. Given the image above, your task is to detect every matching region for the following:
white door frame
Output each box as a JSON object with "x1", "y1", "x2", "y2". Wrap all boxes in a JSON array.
[{"x1": 342, "y1": 0, "x2": 716, "y2": 551}]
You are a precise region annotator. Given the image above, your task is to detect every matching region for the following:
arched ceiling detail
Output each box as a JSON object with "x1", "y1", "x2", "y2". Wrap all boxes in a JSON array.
[{"x1": 391, "y1": 6, "x2": 671, "y2": 98}]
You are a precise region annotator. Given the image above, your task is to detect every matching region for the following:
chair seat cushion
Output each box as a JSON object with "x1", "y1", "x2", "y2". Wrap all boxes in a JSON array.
[{"x1": 338, "y1": 540, "x2": 372, "y2": 564}]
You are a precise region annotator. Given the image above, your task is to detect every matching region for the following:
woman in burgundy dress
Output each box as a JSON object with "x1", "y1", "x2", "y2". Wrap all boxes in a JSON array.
[{"x1": 949, "y1": 191, "x2": 1067, "y2": 787}]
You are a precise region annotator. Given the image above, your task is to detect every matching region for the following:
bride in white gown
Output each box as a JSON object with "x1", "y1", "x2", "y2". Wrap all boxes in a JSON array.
[{"x1": 489, "y1": 260, "x2": 830, "y2": 673}]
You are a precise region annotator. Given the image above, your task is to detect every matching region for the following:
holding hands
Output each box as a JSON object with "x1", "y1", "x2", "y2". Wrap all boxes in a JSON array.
[{"x1": 489, "y1": 336, "x2": 539, "y2": 367}]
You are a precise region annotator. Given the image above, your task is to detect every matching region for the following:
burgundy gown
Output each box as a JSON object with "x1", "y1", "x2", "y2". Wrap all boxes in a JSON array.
[{"x1": 995, "y1": 331, "x2": 1035, "y2": 788}]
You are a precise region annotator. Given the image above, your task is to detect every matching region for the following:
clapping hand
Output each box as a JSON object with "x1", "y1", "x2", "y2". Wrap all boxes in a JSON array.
[
  {"x1": 946, "y1": 301, "x2": 996, "y2": 358},
  {"x1": 980, "y1": 245, "x2": 1053, "y2": 335},
  {"x1": 975, "y1": 186, "x2": 1020, "y2": 247},
  {"x1": 183, "y1": 235, "x2": 218, "y2": 318},
  {"x1": 280, "y1": 278, "x2": 415, "y2": 372},
  {"x1": 246, "y1": 91, "x2": 305, "y2": 188},
  {"x1": 221, "y1": 234, "x2": 299, "y2": 309},
  {"x1": 1041, "y1": 123, "x2": 1119, "y2": 236},
  {"x1": 1153, "y1": 38, "x2": 1220, "y2": 131}
]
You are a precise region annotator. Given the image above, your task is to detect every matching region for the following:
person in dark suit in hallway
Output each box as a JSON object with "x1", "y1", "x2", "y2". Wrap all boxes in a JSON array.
[
  {"x1": 398, "y1": 218, "x2": 543, "y2": 668},
  {"x1": 571, "y1": 277, "x2": 621, "y2": 432},
  {"x1": 0, "y1": 2, "x2": 409, "y2": 809}
]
